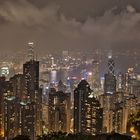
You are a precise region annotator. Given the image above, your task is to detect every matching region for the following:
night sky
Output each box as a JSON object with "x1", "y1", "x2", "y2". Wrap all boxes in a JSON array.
[{"x1": 0, "y1": 0, "x2": 140, "y2": 54}]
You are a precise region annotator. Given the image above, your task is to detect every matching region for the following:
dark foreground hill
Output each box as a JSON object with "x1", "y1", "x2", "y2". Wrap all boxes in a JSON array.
[{"x1": 12, "y1": 132, "x2": 131, "y2": 140}]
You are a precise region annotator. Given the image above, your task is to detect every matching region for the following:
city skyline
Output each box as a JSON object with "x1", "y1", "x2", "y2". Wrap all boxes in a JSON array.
[
  {"x1": 0, "y1": 47, "x2": 139, "y2": 139},
  {"x1": 0, "y1": 1, "x2": 140, "y2": 140}
]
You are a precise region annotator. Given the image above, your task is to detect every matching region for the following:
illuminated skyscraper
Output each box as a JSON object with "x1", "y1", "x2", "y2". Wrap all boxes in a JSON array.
[
  {"x1": 23, "y1": 60, "x2": 39, "y2": 102},
  {"x1": 9, "y1": 74, "x2": 24, "y2": 137},
  {"x1": 3, "y1": 81, "x2": 19, "y2": 140},
  {"x1": 22, "y1": 59, "x2": 42, "y2": 140},
  {"x1": 100, "y1": 94, "x2": 114, "y2": 133},
  {"x1": 125, "y1": 69, "x2": 140, "y2": 103},
  {"x1": 116, "y1": 73, "x2": 125, "y2": 92},
  {"x1": 104, "y1": 73, "x2": 116, "y2": 94},
  {"x1": 2, "y1": 75, "x2": 25, "y2": 139},
  {"x1": 28, "y1": 42, "x2": 34, "y2": 61},
  {"x1": 92, "y1": 60, "x2": 100, "y2": 89},
  {"x1": 111, "y1": 102, "x2": 123, "y2": 133},
  {"x1": 108, "y1": 52, "x2": 115, "y2": 75},
  {"x1": 100, "y1": 54, "x2": 118, "y2": 133},
  {"x1": 48, "y1": 88, "x2": 71, "y2": 132},
  {"x1": 74, "y1": 80, "x2": 103, "y2": 134},
  {"x1": 104, "y1": 54, "x2": 116, "y2": 94}
]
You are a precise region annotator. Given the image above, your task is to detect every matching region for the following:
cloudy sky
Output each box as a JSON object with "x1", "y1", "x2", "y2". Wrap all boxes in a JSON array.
[{"x1": 0, "y1": 0, "x2": 140, "y2": 54}]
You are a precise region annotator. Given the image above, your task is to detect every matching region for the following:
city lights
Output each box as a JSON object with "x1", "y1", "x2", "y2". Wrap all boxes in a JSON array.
[{"x1": 0, "y1": 1, "x2": 140, "y2": 139}]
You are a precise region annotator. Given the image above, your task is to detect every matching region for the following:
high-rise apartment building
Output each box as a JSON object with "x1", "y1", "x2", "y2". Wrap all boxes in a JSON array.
[
  {"x1": 48, "y1": 88, "x2": 71, "y2": 133},
  {"x1": 3, "y1": 81, "x2": 18, "y2": 140},
  {"x1": 74, "y1": 80, "x2": 103, "y2": 135}
]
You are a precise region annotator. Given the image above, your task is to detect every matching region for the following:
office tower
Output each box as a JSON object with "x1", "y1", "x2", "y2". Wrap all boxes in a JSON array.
[
  {"x1": 104, "y1": 54, "x2": 116, "y2": 94},
  {"x1": 92, "y1": 60, "x2": 100, "y2": 89},
  {"x1": 48, "y1": 88, "x2": 71, "y2": 133},
  {"x1": 28, "y1": 42, "x2": 34, "y2": 61},
  {"x1": 104, "y1": 73, "x2": 116, "y2": 94},
  {"x1": 108, "y1": 53, "x2": 115, "y2": 75},
  {"x1": 87, "y1": 62, "x2": 102, "y2": 97},
  {"x1": 22, "y1": 58, "x2": 42, "y2": 140},
  {"x1": 23, "y1": 59, "x2": 39, "y2": 102},
  {"x1": 117, "y1": 73, "x2": 126, "y2": 92},
  {"x1": 125, "y1": 68, "x2": 136, "y2": 93},
  {"x1": 74, "y1": 80, "x2": 103, "y2": 135}
]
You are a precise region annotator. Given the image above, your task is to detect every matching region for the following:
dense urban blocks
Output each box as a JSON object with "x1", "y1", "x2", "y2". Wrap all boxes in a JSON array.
[{"x1": 0, "y1": 46, "x2": 140, "y2": 140}]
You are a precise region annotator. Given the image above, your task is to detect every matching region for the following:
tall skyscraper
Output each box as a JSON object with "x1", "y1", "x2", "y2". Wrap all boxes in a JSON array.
[
  {"x1": 4, "y1": 95, "x2": 18, "y2": 140},
  {"x1": 22, "y1": 58, "x2": 42, "y2": 140},
  {"x1": 116, "y1": 73, "x2": 125, "y2": 92},
  {"x1": 1, "y1": 75, "x2": 25, "y2": 139},
  {"x1": 28, "y1": 42, "x2": 35, "y2": 61},
  {"x1": 104, "y1": 73, "x2": 116, "y2": 94},
  {"x1": 3, "y1": 81, "x2": 19, "y2": 140},
  {"x1": 9, "y1": 74, "x2": 24, "y2": 137},
  {"x1": 48, "y1": 88, "x2": 71, "y2": 133},
  {"x1": 108, "y1": 53, "x2": 115, "y2": 75},
  {"x1": 99, "y1": 94, "x2": 114, "y2": 133},
  {"x1": 92, "y1": 60, "x2": 100, "y2": 89},
  {"x1": 104, "y1": 54, "x2": 116, "y2": 94},
  {"x1": 74, "y1": 80, "x2": 103, "y2": 135}
]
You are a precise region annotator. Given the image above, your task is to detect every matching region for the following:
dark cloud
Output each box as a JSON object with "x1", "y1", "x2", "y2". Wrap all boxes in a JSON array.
[
  {"x1": 0, "y1": 0, "x2": 140, "y2": 54},
  {"x1": 28, "y1": 0, "x2": 140, "y2": 19}
]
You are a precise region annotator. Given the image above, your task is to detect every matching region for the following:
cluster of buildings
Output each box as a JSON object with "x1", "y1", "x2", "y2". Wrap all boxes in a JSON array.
[
  {"x1": 0, "y1": 60, "x2": 42, "y2": 140},
  {"x1": 100, "y1": 54, "x2": 140, "y2": 134},
  {"x1": 0, "y1": 43, "x2": 139, "y2": 140}
]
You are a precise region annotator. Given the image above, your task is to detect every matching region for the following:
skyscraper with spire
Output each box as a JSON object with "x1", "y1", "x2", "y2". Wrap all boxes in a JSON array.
[
  {"x1": 102, "y1": 52, "x2": 117, "y2": 133},
  {"x1": 28, "y1": 42, "x2": 34, "y2": 61},
  {"x1": 21, "y1": 42, "x2": 42, "y2": 140}
]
